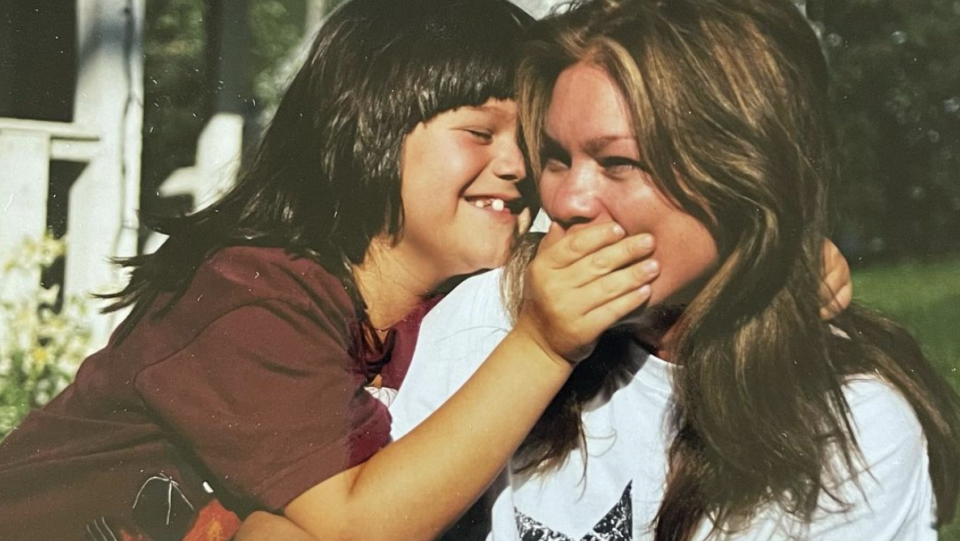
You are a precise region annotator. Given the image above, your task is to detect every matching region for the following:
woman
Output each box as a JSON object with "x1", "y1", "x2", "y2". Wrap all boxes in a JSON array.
[
  {"x1": 0, "y1": 1, "x2": 660, "y2": 540},
  {"x1": 392, "y1": 0, "x2": 960, "y2": 539}
]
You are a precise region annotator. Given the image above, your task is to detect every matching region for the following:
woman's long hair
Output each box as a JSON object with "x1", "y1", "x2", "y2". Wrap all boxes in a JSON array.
[
  {"x1": 104, "y1": 0, "x2": 532, "y2": 335},
  {"x1": 509, "y1": 0, "x2": 960, "y2": 538}
]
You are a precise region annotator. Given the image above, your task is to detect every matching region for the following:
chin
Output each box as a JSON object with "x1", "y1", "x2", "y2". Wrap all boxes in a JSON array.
[
  {"x1": 462, "y1": 258, "x2": 502, "y2": 276},
  {"x1": 475, "y1": 242, "x2": 513, "y2": 269},
  {"x1": 446, "y1": 256, "x2": 498, "y2": 280}
]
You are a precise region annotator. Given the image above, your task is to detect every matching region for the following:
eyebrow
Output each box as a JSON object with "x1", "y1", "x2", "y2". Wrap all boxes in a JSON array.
[
  {"x1": 540, "y1": 132, "x2": 637, "y2": 154},
  {"x1": 583, "y1": 135, "x2": 638, "y2": 155},
  {"x1": 539, "y1": 134, "x2": 569, "y2": 160}
]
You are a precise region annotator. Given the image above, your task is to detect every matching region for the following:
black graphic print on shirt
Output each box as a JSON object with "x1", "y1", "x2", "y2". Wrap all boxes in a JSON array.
[{"x1": 515, "y1": 481, "x2": 632, "y2": 541}]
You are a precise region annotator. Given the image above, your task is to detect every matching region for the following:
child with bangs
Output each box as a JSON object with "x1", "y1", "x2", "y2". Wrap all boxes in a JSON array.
[{"x1": 0, "y1": 1, "x2": 663, "y2": 540}]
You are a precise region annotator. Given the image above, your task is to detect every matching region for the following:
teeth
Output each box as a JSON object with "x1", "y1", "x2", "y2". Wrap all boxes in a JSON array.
[{"x1": 470, "y1": 198, "x2": 509, "y2": 211}]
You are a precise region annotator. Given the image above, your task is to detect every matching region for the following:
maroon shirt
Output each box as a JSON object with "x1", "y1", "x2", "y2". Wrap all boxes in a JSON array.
[{"x1": 0, "y1": 247, "x2": 435, "y2": 541}]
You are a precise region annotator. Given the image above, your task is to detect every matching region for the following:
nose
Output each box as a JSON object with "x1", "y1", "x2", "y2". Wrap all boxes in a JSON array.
[
  {"x1": 491, "y1": 136, "x2": 527, "y2": 183},
  {"x1": 542, "y1": 164, "x2": 606, "y2": 229}
]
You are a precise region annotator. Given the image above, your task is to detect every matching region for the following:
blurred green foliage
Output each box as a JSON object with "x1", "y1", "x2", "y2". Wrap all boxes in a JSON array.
[
  {"x1": 249, "y1": 0, "x2": 311, "y2": 118},
  {"x1": 821, "y1": 0, "x2": 960, "y2": 262},
  {"x1": 142, "y1": 0, "x2": 209, "y2": 204}
]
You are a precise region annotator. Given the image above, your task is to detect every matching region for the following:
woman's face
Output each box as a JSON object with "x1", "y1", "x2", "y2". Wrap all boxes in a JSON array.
[
  {"x1": 538, "y1": 62, "x2": 719, "y2": 312},
  {"x1": 397, "y1": 99, "x2": 528, "y2": 283}
]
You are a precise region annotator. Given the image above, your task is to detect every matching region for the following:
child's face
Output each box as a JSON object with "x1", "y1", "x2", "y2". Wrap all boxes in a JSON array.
[
  {"x1": 397, "y1": 99, "x2": 528, "y2": 282},
  {"x1": 538, "y1": 63, "x2": 719, "y2": 311}
]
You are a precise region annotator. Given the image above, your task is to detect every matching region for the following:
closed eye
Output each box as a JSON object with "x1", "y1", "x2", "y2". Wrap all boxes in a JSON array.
[
  {"x1": 465, "y1": 129, "x2": 493, "y2": 143},
  {"x1": 599, "y1": 157, "x2": 650, "y2": 176},
  {"x1": 542, "y1": 157, "x2": 568, "y2": 174},
  {"x1": 539, "y1": 138, "x2": 570, "y2": 173}
]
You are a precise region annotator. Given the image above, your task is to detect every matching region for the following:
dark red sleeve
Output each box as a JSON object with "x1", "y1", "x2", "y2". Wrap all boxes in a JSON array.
[{"x1": 134, "y1": 299, "x2": 391, "y2": 512}]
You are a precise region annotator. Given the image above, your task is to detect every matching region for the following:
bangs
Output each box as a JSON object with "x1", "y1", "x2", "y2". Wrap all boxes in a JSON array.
[
  {"x1": 413, "y1": 3, "x2": 529, "y2": 118},
  {"x1": 359, "y1": 0, "x2": 531, "y2": 125},
  {"x1": 310, "y1": 0, "x2": 533, "y2": 249}
]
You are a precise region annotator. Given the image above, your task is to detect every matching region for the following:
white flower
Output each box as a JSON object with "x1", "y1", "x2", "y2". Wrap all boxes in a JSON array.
[
  {"x1": 36, "y1": 285, "x2": 60, "y2": 307},
  {"x1": 0, "y1": 235, "x2": 95, "y2": 436}
]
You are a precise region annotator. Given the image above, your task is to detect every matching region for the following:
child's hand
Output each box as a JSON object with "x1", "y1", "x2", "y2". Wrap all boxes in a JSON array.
[
  {"x1": 515, "y1": 222, "x2": 658, "y2": 364},
  {"x1": 819, "y1": 239, "x2": 852, "y2": 320}
]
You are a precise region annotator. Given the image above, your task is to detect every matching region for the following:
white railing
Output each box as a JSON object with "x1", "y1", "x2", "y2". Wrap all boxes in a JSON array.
[{"x1": 0, "y1": 118, "x2": 102, "y2": 339}]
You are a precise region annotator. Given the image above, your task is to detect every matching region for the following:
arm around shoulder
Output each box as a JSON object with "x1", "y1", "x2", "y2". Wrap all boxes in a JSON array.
[
  {"x1": 284, "y1": 329, "x2": 574, "y2": 541},
  {"x1": 235, "y1": 511, "x2": 319, "y2": 541},
  {"x1": 284, "y1": 224, "x2": 656, "y2": 541}
]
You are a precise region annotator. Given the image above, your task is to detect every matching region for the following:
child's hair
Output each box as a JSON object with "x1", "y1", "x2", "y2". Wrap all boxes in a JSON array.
[
  {"x1": 105, "y1": 0, "x2": 533, "y2": 330},
  {"x1": 508, "y1": 0, "x2": 960, "y2": 538}
]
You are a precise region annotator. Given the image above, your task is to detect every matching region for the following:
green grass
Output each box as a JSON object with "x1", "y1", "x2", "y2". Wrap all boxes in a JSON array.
[{"x1": 853, "y1": 257, "x2": 960, "y2": 540}]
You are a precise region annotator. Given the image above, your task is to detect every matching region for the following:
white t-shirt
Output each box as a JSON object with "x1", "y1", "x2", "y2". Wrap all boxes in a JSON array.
[{"x1": 390, "y1": 269, "x2": 937, "y2": 541}]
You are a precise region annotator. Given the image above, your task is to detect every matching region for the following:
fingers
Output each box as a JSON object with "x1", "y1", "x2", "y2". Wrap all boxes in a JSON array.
[
  {"x1": 819, "y1": 239, "x2": 853, "y2": 320},
  {"x1": 819, "y1": 282, "x2": 852, "y2": 321},
  {"x1": 578, "y1": 258, "x2": 659, "y2": 314},
  {"x1": 572, "y1": 258, "x2": 658, "y2": 340},
  {"x1": 821, "y1": 239, "x2": 849, "y2": 292},
  {"x1": 539, "y1": 222, "x2": 627, "y2": 269},
  {"x1": 584, "y1": 283, "x2": 653, "y2": 332},
  {"x1": 519, "y1": 227, "x2": 659, "y2": 363},
  {"x1": 565, "y1": 232, "x2": 655, "y2": 287},
  {"x1": 822, "y1": 238, "x2": 842, "y2": 263}
]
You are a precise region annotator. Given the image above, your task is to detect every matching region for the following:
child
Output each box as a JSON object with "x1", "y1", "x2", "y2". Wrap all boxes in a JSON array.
[{"x1": 0, "y1": 1, "x2": 660, "y2": 540}]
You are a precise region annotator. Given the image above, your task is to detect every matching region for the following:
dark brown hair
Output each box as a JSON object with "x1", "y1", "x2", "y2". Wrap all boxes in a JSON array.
[
  {"x1": 509, "y1": 0, "x2": 959, "y2": 538},
  {"x1": 104, "y1": 0, "x2": 533, "y2": 331}
]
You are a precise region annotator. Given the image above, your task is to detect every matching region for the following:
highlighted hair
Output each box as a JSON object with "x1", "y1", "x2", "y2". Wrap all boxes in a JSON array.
[{"x1": 509, "y1": 0, "x2": 959, "y2": 538}]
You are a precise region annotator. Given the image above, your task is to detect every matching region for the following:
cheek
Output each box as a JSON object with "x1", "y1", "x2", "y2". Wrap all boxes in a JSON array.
[
  {"x1": 404, "y1": 145, "x2": 469, "y2": 203},
  {"x1": 617, "y1": 188, "x2": 719, "y2": 300},
  {"x1": 654, "y1": 216, "x2": 719, "y2": 300},
  {"x1": 667, "y1": 221, "x2": 718, "y2": 270},
  {"x1": 605, "y1": 184, "x2": 658, "y2": 234},
  {"x1": 446, "y1": 134, "x2": 489, "y2": 166},
  {"x1": 537, "y1": 175, "x2": 562, "y2": 213}
]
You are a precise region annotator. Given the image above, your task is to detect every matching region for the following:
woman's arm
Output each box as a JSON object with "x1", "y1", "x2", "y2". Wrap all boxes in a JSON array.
[{"x1": 285, "y1": 223, "x2": 658, "y2": 541}]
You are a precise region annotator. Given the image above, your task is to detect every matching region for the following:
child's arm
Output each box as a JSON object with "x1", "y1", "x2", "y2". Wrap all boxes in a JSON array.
[
  {"x1": 235, "y1": 512, "x2": 318, "y2": 541},
  {"x1": 284, "y1": 223, "x2": 657, "y2": 541},
  {"x1": 820, "y1": 239, "x2": 853, "y2": 320}
]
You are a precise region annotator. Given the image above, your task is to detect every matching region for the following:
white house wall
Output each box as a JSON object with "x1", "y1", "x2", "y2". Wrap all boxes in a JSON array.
[{"x1": 68, "y1": 0, "x2": 145, "y2": 346}]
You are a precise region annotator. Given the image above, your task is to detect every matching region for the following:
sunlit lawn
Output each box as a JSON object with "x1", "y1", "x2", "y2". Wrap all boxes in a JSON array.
[{"x1": 853, "y1": 257, "x2": 960, "y2": 540}]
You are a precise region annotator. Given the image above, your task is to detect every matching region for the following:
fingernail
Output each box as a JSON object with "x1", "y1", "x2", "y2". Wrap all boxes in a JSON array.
[
  {"x1": 612, "y1": 224, "x2": 625, "y2": 237},
  {"x1": 642, "y1": 260, "x2": 660, "y2": 274},
  {"x1": 635, "y1": 234, "x2": 654, "y2": 249},
  {"x1": 638, "y1": 284, "x2": 651, "y2": 297}
]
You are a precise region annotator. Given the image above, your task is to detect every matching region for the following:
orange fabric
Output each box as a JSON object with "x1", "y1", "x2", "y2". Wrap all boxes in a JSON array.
[
  {"x1": 119, "y1": 531, "x2": 150, "y2": 541},
  {"x1": 181, "y1": 500, "x2": 242, "y2": 541}
]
